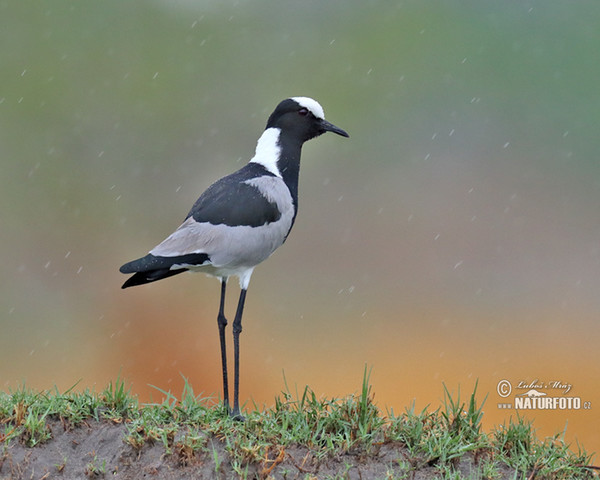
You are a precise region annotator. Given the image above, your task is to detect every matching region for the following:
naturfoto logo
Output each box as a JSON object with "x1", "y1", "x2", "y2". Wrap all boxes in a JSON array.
[{"x1": 496, "y1": 379, "x2": 591, "y2": 411}]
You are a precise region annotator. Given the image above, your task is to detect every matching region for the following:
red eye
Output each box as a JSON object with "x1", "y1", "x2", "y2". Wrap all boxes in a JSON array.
[{"x1": 298, "y1": 108, "x2": 309, "y2": 116}]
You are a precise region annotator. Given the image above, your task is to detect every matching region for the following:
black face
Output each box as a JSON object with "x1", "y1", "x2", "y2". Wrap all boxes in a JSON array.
[{"x1": 266, "y1": 99, "x2": 349, "y2": 142}]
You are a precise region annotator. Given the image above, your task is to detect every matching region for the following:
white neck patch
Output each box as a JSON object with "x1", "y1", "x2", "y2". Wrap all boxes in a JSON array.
[
  {"x1": 249, "y1": 127, "x2": 282, "y2": 177},
  {"x1": 291, "y1": 96, "x2": 325, "y2": 120}
]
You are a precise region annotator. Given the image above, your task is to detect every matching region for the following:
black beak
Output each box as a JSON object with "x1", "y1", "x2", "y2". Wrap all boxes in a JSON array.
[{"x1": 320, "y1": 119, "x2": 349, "y2": 138}]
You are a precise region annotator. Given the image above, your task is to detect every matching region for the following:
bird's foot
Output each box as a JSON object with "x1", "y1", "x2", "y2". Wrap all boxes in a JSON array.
[
  {"x1": 221, "y1": 401, "x2": 232, "y2": 416},
  {"x1": 221, "y1": 402, "x2": 244, "y2": 421},
  {"x1": 230, "y1": 406, "x2": 245, "y2": 422}
]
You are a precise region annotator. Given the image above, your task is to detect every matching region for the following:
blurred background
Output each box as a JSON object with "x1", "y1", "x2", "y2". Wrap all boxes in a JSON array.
[{"x1": 2, "y1": 0, "x2": 599, "y2": 453}]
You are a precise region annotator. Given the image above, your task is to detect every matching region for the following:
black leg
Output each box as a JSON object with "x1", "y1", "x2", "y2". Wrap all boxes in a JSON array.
[
  {"x1": 231, "y1": 288, "x2": 247, "y2": 420},
  {"x1": 217, "y1": 278, "x2": 230, "y2": 413}
]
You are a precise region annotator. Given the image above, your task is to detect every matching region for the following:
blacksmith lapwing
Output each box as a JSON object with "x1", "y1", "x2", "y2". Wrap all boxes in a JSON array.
[{"x1": 120, "y1": 97, "x2": 349, "y2": 418}]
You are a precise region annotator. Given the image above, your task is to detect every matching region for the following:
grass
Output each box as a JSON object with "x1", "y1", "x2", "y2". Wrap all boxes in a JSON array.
[{"x1": 0, "y1": 369, "x2": 597, "y2": 479}]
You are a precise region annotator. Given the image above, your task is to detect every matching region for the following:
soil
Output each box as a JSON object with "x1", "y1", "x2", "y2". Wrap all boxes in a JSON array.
[{"x1": 1, "y1": 419, "x2": 517, "y2": 480}]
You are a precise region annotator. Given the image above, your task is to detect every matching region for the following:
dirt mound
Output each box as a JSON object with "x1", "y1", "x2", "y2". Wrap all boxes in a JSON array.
[{"x1": 1, "y1": 419, "x2": 511, "y2": 479}]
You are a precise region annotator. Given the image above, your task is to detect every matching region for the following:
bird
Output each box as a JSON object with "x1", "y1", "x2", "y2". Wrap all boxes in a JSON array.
[{"x1": 119, "y1": 97, "x2": 349, "y2": 419}]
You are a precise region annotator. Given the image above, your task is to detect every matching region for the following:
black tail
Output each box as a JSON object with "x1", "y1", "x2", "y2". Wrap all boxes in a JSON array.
[
  {"x1": 121, "y1": 268, "x2": 187, "y2": 289},
  {"x1": 119, "y1": 252, "x2": 209, "y2": 289}
]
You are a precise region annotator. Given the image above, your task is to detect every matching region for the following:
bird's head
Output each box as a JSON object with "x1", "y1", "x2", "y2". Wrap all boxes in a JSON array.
[{"x1": 266, "y1": 97, "x2": 349, "y2": 143}]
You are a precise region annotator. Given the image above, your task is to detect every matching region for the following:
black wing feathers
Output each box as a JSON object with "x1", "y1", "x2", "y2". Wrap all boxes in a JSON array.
[{"x1": 187, "y1": 164, "x2": 280, "y2": 227}]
